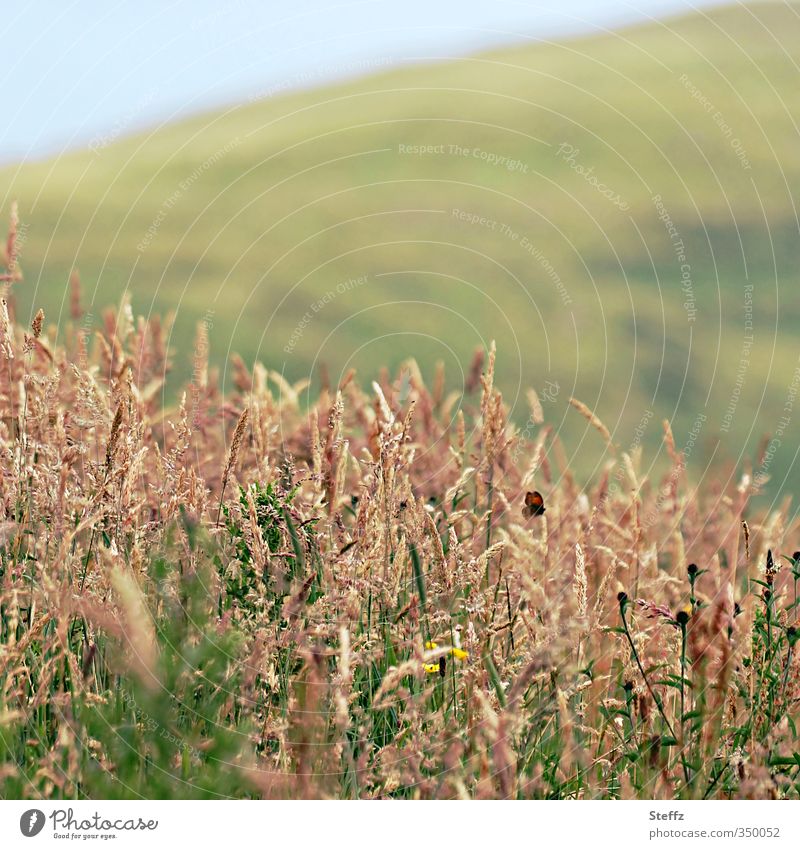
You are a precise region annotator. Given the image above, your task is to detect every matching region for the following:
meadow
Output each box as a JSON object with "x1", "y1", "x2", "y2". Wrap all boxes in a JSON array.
[
  {"x1": 3, "y1": 2, "x2": 800, "y2": 496},
  {"x1": 0, "y1": 203, "x2": 798, "y2": 799}
]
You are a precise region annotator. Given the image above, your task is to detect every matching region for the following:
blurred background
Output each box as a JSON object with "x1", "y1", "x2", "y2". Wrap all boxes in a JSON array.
[{"x1": 2, "y1": 0, "x2": 799, "y2": 502}]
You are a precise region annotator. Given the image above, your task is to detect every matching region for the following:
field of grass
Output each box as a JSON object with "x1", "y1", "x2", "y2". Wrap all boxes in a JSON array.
[
  {"x1": 1, "y1": 197, "x2": 799, "y2": 798},
  {"x1": 2, "y1": 2, "x2": 800, "y2": 500}
]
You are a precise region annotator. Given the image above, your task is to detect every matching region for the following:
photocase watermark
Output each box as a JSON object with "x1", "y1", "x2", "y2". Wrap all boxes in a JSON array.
[
  {"x1": 283, "y1": 274, "x2": 369, "y2": 354},
  {"x1": 451, "y1": 209, "x2": 573, "y2": 307},
  {"x1": 88, "y1": 89, "x2": 158, "y2": 155},
  {"x1": 555, "y1": 143, "x2": 629, "y2": 210},
  {"x1": 720, "y1": 284, "x2": 754, "y2": 433},
  {"x1": 753, "y1": 354, "x2": 800, "y2": 488},
  {"x1": 247, "y1": 56, "x2": 394, "y2": 101},
  {"x1": 679, "y1": 73, "x2": 752, "y2": 170},
  {"x1": 192, "y1": 0, "x2": 259, "y2": 31},
  {"x1": 595, "y1": 409, "x2": 654, "y2": 516},
  {"x1": 76, "y1": 311, "x2": 95, "y2": 371},
  {"x1": 652, "y1": 194, "x2": 697, "y2": 323},
  {"x1": 1, "y1": 217, "x2": 29, "y2": 296},
  {"x1": 15, "y1": 219, "x2": 30, "y2": 256},
  {"x1": 511, "y1": 379, "x2": 560, "y2": 465},
  {"x1": 19, "y1": 809, "x2": 45, "y2": 837},
  {"x1": 119, "y1": 688, "x2": 203, "y2": 762},
  {"x1": 18, "y1": 807, "x2": 158, "y2": 837},
  {"x1": 398, "y1": 142, "x2": 529, "y2": 174},
  {"x1": 643, "y1": 411, "x2": 707, "y2": 529},
  {"x1": 190, "y1": 309, "x2": 215, "y2": 431},
  {"x1": 137, "y1": 136, "x2": 242, "y2": 252}
]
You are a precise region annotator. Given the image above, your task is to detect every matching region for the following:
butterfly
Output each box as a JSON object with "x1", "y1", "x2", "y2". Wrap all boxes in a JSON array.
[{"x1": 522, "y1": 490, "x2": 546, "y2": 519}]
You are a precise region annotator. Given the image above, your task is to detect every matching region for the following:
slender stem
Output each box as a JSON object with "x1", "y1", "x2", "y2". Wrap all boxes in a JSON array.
[
  {"x1": 779, "y1": 645, "x2": 793, "y2": 710},
  {"x1": 703, "y1": 761, "x2": 728, "y2": 799},
  {"x1": 485, "y1": 472, "x2": 494, "y2": 550},
  {"x1": 620, "y1": 599, "x2": 690, "y2": 786},
  {"x1": 505, "y1": 576, "x2": 515, "y2": 655},
  {"x1": 215, "y1": 486, "x2": 227, "y2": 528},
  {"x1": 679, "y1": 621, "x2": 687, "y2": 742}
]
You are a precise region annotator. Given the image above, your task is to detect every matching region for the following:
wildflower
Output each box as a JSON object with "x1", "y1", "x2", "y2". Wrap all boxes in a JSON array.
[
  {"x1": 425, "y1": 640, "x2": 469, "y2": 661},
  {"x1": 423, "y1": 639, "x2": 469, "y2": 675},
  {"x1": 636, "y1": 599, "x2": 675, "y2": 624},
  {"x1": 765, "y1": 549, "x2": 778, "y2": 586},
  {"x1": 423, "y1": 657, "x2": 447, "y2": 677},
  {"x1": 636, "y1": 599, "x2": 691, "y2": 628}
]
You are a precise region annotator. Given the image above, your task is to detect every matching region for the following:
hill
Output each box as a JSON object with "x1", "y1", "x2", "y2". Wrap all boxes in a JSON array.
[{"x1": 2, "y1": 1, "x2": 800, "y2": 497}]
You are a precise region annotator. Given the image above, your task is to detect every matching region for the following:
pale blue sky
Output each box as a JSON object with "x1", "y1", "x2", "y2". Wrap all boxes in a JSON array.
[{"x1": 3, "y1": 0, "x2": 727, "y2": 161}]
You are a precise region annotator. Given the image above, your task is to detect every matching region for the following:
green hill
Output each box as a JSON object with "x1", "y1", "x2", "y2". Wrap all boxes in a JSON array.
[{"x1": 3, "y1": 2, "x2": 800, "y2": 497}]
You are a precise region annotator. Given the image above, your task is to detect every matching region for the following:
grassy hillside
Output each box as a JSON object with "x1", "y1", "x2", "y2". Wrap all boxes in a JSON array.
[{"x1": 2, "y1": 1, "x2": 800, "y2": 497}]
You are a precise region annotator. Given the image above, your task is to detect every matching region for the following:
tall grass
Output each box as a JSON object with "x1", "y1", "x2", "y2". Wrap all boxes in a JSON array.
[{"x1": 0, "y1": 211, "x2": 798, "y2": 799}]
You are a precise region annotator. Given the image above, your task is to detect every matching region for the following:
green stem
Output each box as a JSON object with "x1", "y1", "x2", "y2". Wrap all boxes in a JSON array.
[
  {"x1": 619, "y1": 598, "x2": 690, "y2": 787},
  {"x1": 680, "y1": 621, "x2": 687, "y2": 742}
]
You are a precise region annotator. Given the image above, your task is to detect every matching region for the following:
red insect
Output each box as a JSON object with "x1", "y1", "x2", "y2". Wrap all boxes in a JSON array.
[{"x1": 522, "y1": 490, "x2": 546, "y2": 519}]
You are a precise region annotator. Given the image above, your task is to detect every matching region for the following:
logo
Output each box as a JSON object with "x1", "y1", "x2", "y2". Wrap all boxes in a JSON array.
[{"x1": 19, "y1": 810, "x2": 45, "y2": 837}]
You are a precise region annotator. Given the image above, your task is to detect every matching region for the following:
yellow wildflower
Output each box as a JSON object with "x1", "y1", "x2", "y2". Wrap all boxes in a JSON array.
[
  {"x1": 425, "y1": 640, "x2": 468, "y2": 661},
  {"x1": 423, "y1": 657, "x2": 447, "y2": 677}
]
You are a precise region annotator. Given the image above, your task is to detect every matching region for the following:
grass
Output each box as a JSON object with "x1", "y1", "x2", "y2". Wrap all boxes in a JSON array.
[
  {"x1": 2, "y1": 2, "x2": 800, "y2": 497},
  {"x1": 1, "y1": 208, "x2": 799, "y2": 799}
]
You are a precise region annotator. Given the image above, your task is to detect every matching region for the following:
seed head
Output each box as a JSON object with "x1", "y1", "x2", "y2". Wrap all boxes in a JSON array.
[
  {"x1": 0, "y1": 298, "x2": 13, "y2": 359},
  {"x1": 220, "y1": 407, "x2": 250, "y2": 508},
  {"x1": 32, "y1": 308, "x2": 44, "y2": 338}
]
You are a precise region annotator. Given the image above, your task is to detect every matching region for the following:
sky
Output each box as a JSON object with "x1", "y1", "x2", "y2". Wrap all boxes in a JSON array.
[{"x1": 3, "y1": 0, "x2": 729, "y2": 162}]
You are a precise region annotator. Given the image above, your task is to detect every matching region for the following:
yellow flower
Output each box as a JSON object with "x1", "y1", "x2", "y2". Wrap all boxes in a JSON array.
[
  {"x1": 425, "y1": 640, "x2": 468, "y2": 661},
  {"x1": 422, "y1": 644, "x2": 469, "y2": 675},
  {"x1": 423, "y1": 657, "x2": 447, "y2": 677}
]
